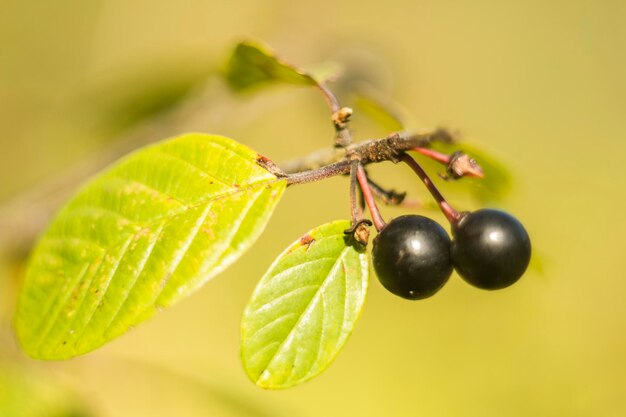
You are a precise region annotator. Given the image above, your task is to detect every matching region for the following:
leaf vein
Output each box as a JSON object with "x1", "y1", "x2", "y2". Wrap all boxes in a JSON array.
[
  {"x1": 258, "y1": 246, "x2": 350, "y2": 380},
  {"x1": 153, "y1": 186, "x2": 265, "y2": 308},
  {"x1": 111, "y1": 175, "x2": 188, "y2": 208},
  {"x1": 246, "y1": 312, "x2": 298, "y2": 341},
  {"x1": 66, "y1": 205, "x2": 140, "y2": 228},
  {"x1": 71, "y1": 235, "x2": 135, "y2": 347},
  {"x1": 34, "y1": 262, "x2": 92, "y2": 354},
  {"x1": 265, "y1": 257, "x2": 337, "y2": 285},
  {"x1": 251, "y1": 284, "x2": 320, "y2": 315},
  {"x1": 44, "y1": 236, "x2": 108, "y2": 255},
  {"x1": 153, "y1": 202, "x2": 214, "y2": 299},
  {"x1": 139, "y1": 178, "x2": 283, "y2": 231},
  {"x1": 155, "y1": 151, "x2": 233, "y2": 189},
  {"x1": 101, "y1": 221, "x2": 168, "y2": 337},
  {"x1": 340, "y1": 258, "x2": 350, "y2": 337}
]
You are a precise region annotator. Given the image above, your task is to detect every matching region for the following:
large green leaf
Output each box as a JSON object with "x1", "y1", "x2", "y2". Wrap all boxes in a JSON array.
[
  {"x1": 241, "y1": 220, "x2": 368, "y2": 389},
  {"x1": 16, "y1": 133, "x2": 286, "y2": 359},
  {"x1": 224, "y1": 40, "x2": 338, "y2": 92}
]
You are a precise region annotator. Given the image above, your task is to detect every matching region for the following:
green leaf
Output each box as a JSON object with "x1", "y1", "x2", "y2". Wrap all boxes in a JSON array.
[
  {"x1": 16, "y1": 133, "x2": 286, "y2": 359},
  {"x1": 352, "y1": 87, "x2": 423, "y2": 133},
  {"x1": 304, "y1": 60, "x2": 343, "y2": 85},
  {"x1": 241, "y1": 220, "x2": 368, "y2": 389},
  {"x1": 224, "y1": 40, "x2": 322, "y2": 92}
]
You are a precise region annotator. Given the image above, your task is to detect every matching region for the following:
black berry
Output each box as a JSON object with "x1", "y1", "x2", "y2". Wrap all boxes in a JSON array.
[
  {"x1": 451, "y1": 209, "x2": 531, "y2": 290},
  {"x1": 372, "y1": 215, "x2": 453, "y2": 300}
]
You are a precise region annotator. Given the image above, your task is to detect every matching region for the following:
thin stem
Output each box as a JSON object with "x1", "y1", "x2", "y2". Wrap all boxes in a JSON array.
[
  {"x1": 349, "y1": 159, "x2": 361, "y2": 225},
  {"x1": 358, "y1": 180, "x2": 365, "y2": 212},
  {"x1": 317, "y1": 83, "x2": 352, "y2": 148},
  {"x1": 286, "y1": 160, "x2": 351, "y2": 185},
  {"x1": 413, "y1": 147, "x2": 450, "y2": 164},
  {"x1": 345, "y1": 160, "x2": 373, "y2": 246},
  {"x1": 356, "y1": 164, "x2": 386, "y2": 232},
  {"x1": 366, "y1": 176, "x2": 406, "y2": 205},
  {"x1": 317, "y1": 83, "x2": 341, "y2": 113},
  {"x1": 400, "y1": 153, "x2": 462, "y2": 224},
  {"x1": 413, "y1": 147, "x2": 484, "y2": 179}
]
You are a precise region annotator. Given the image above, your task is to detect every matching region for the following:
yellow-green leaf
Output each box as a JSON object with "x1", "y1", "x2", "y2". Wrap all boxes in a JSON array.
[
  {"x1": 241, "y1": 220, "x2": 368, "y2": 389},
  {"x1": 16, "y1": 133, "x2": 286, "y2": 359}
]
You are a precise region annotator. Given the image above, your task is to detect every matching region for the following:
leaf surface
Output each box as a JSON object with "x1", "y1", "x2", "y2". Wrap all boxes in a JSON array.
[
  {"x1": 16, "y1": 133, "x2": 286, "y2": 359},
  {"x1": 353, "y1": 90, "x2": 421, "y2": 132},
  {"x1": 224, "y1": 40, "x2": 338, "y2": 92},
  {"x1": 241, "y1": 220, "x2": 368, "y2": 389}
]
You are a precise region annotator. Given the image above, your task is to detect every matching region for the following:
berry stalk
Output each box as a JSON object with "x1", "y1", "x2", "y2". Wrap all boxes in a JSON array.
[
  {"x1": 413, "y1": 148, "x2": 484, "y2": 179},
  {"x1": 349, "y1": 159, "x2": 362, "y2": 225},
  {"x1": 400, "y1": 153, "x2": 462, "y2": 224},
  {"x1": 355, "y1": 163, "x2": 386, "y2": 232}
]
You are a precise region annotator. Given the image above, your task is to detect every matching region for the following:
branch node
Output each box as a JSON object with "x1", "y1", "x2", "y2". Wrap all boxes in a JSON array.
[
  {"x1": 332, "y1": 107, "x2": 353, "y2": 130},
  {"x1": 447, "y1": 151, "x2": 484, "y2": 179}
]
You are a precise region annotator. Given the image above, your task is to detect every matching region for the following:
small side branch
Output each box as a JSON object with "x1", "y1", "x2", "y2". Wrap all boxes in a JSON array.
[
  {"x1": 317, "y1": 83, "x2": 353, "y2": 148},
  {"x1": 286, "y1": 160, "x2": 351, "y2": 185},
  {"x1": 280, "y1": 128, "x2": 454, "y2": 175}
]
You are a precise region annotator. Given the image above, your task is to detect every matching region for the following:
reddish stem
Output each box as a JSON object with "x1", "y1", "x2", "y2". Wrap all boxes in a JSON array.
[
  {"x1": 413, "y1": 147, "x2": 450, "y2": 164},
  {"x1": 400, "y1": 153, "x2": 462, "y2": 224},
  {"x1": 356, "y1": 164, "x2": 386, "y2": 231},
  {"x1": 349, "y1": 160, "x2": 362, "y2": 225},
  {"x1": 414, "y1": 147, "x2": 484, "y2": 179}
]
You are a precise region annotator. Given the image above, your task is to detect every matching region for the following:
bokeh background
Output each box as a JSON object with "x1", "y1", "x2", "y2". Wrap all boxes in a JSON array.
[{"x1": 1, "y1": 0, "x2": 625, "y2": 416}]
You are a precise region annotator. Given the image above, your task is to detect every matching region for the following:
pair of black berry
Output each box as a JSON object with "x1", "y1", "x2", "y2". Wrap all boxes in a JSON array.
[{"x1": 372, "y1": 209, "x2": 531, "y2": 300}]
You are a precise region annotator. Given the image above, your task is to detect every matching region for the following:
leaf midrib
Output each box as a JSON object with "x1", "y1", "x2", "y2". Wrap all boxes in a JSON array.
[
  {"x1": 33, "y1": 175, "x2": 284, "y2": 354},
  {"x1": 255, "y1": 245, "x2": 351, "y2": 384}
]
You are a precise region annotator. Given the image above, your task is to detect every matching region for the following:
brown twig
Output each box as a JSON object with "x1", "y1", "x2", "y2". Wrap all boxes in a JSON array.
[{"x1": 284, "y1": 128, "x2": 454, "y2": 185}]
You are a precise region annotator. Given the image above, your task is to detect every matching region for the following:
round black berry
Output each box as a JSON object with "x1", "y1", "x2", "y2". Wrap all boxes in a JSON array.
[
  {"x1": 372, "y1": 215, "x2": 453, "y2": 300},
  {"x1": 451, "y1": 209, "x2": 531, "y2": 290}
]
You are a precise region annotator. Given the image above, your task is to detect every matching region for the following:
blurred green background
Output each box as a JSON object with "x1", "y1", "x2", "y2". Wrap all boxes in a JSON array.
[{"x1": 1, "y1": 0, "x2": 625, "y2": 416}]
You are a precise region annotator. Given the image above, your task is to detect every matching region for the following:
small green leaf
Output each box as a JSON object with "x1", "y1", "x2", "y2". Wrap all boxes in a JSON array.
[
  {"x1": 241, "y1": 220, "x2": 368, "y2": 389},
  {"x1": 224, "y1": 40, "x2": 321, "y2": 92},
  {"x1": 354, "y1": 94, "x2": 404, "y2": 132},
  {"x1": 16, "y1": 133, "x2": 286, "y2": 359},
  {"x1": 305, "y1": 61, "x2": 343, "y2": 85},
  {"x1": 352, "y1": 88, "x2": 423, "y2": 133}
]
